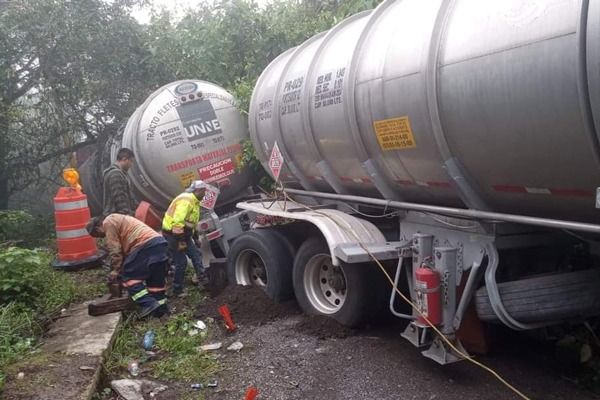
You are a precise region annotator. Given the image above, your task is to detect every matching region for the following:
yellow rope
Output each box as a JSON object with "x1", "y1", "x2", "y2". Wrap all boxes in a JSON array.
[{"x1": 274, "y1": 189, "x2": 531, "y2": 400}]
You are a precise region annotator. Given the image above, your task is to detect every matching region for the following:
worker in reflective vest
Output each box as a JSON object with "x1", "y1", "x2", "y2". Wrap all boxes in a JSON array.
[
  {"x1": 86, "y1": 214, "x2": 169, "y2": 318},
  {"x1": 162, "y1": 180, "x2": 206, "y2": 296}
]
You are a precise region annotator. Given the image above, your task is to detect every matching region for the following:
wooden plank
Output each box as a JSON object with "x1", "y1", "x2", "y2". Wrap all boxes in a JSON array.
[{"x1": 88, "y1": 295, "x2": 134, "y2": 316}]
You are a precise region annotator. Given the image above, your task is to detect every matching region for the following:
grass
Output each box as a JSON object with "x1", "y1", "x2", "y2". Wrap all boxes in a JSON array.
[
  {"x1": 102, "y1": 269, "x2": 219, "y2": 397},
  {"x1": 105, "y1": 309, "x2": 220, "y2": 384},
  {"x1": 0, "y1": 253, "x2": 107, "y2": 392}
]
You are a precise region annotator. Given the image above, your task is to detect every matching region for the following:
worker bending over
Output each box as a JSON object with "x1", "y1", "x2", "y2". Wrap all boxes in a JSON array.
[
  {"x1": 86, "y1": 214, "x2": 169, "y2": 318},
  {"x1": 162, "y1": 180, "x2": 207, "y2": 296}
]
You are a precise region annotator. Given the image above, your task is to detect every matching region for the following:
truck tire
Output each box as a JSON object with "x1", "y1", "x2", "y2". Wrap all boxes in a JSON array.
[
  {"x1": 475, "y1": 268, "x2": 600, "y2": 324},
  {"x1": 227, "y1": 229, "x2": 294, "y2": 302},
  {"x1": 293, "y1": 236, "x2": 378, "y2": 327}
]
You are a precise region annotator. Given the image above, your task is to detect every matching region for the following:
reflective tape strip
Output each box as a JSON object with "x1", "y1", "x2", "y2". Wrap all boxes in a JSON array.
[
  {"x1": 525, "y1": 187, "x2": 552, "y2": 195},
  {"x1": 158, "y1": 299, "x2": 167, "y2": 305},
  {"x1": 148, "y1": 286, "x2": 166, "y2": 293},
  {"x1": 122, "y1": 279, "x2": 143, "y2": 288},
  {"x1": 493, "y1": 185, "x2": 594, "y2": 198},
  {"x1": 56, "y1": 228, "x2": 89, "y2": 239},
  {"x1": 207, "y1": 229, "x2": 223, "y2": 241},
  {"x1": 415, "y1": 181, "x2": 452, "y2": 188},
  {"x1": 132, "y1": 289, "x2": 149, "y2": 301},
  {"x1": 54, "y1": 199, "x2": 88, "y2": 211}
]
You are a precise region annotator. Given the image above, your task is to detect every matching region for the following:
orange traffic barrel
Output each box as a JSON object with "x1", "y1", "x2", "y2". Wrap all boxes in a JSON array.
[{"x1": 52, "y1": 187, "x2": 105, "y2": 270}]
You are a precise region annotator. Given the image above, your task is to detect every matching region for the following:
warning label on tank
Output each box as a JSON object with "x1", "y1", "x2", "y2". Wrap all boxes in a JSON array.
[
  {"x1": 373, "y1": 117, "x2": 416, "y2": 151},
  {"x1": 197, "y1": 158, "x2": 235, "y2": 183},
  {"x1": 178, "y1": 171, "x2": 197, "y2": 189},
  {"x1": 177, "y1": 99, "x2": 222, "y2": 142}
]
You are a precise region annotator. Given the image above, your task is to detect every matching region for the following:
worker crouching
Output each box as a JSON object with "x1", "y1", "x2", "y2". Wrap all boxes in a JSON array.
[{"x1": 86, "y1": 214, "x2": 169, "y2": 318}]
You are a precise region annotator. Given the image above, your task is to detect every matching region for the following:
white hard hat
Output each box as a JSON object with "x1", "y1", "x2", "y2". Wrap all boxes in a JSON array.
[{"x1": 185, "y1": 180, "x2": 207, "y2": 193}]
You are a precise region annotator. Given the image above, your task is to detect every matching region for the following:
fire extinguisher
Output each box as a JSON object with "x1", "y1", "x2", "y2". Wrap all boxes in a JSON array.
[{"x1": 414, "y1": 264, "x2": 442, "y2": 327}]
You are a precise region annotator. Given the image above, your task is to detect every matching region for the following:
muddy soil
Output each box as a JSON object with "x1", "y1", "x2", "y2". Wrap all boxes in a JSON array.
[
  {"x1": 196, "y1": 284, "x2": 301, "y2": 326},
  {"x1": 197, "y1": 285, "x2": 600, "y2": 400},
  {"x1": 2, "y1": 353, "x2": 99, "y2": 400}
]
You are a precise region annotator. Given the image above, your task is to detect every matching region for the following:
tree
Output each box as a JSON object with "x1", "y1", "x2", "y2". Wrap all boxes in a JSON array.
[
  {"x1": 0, "y1": 0, "x2": 162, "y2": 209},
  {"x1": 142, "y1": 0, "x2": 380, "y2": 112},
  {"x1": 0, "y1": 0, "x2": 383, "y2": 209}
]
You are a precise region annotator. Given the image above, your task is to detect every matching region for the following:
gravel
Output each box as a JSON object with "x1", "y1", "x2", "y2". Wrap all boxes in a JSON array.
[{"x1": 199, "y1": 286, "x2": 600, "y2": 400}]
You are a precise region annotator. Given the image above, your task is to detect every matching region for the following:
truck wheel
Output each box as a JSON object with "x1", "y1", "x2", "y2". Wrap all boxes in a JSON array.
[
  {"x1": 293, "y1": 236, "x2": 375, "y2": 327},
  {"x1": 227, "y1": 229, "x2": 294, "y2": 302}
]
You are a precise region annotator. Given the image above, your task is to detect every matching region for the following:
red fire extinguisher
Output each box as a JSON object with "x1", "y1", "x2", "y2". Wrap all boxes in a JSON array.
[{"x1": 414, "y1": 265, "x2": 442, "y2": 327}]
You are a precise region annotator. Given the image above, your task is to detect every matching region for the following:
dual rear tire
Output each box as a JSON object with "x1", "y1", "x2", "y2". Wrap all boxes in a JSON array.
[
  {"x1": 227, "y1": 231, "x2": 385, "y2": 327},
  {"x1": 226, "y1": 229, "x2": 294, "y2": 302},
  {"x1": 292, "y1": 237, "x2": 385, "y2": 327}
]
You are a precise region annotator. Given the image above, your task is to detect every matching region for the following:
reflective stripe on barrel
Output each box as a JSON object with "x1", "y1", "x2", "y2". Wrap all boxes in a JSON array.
[
  {"x1": 54, "y1": 199, "x2": 89, "y2": 211},
  {"x1": 55, "y1": 228, "x2": 89, "y2": 239}
]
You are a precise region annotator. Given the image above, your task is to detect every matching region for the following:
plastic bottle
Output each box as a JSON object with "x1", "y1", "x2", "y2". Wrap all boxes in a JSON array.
[
  {"x1": 127, "y1": 361, "x2": 140, "y2": 377},
  {"x1": 143, "y1": 330, "x2": 155, "y2": 350}
]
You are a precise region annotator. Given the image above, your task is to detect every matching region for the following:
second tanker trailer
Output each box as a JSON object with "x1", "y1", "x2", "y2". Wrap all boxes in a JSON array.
[{"x1": 223, "y1": 0, "x2": 600, "y2": 365}]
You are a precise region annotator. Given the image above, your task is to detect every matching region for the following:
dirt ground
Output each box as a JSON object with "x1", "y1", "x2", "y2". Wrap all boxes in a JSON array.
[
  {"x1": 195, "y1": 285, "x2": 600, "y2": 400},
  {"x1": 3, "y1": 353, "x2": 100, "y2": 400}
]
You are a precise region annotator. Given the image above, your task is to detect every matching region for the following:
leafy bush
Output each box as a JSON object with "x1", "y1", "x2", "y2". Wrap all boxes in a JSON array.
[
  {"x1": 238, "y1": 139, "x2": 275, "y2": 192},
  {"x1": 0, "y1": 211, "x2": 54, "y2": 249},
  {"x1": 0, "y1": 247, "x2": 75, "y2": 310},
  {"x1": 0, "y1": 248, "x2": 102, "y2": 392}
]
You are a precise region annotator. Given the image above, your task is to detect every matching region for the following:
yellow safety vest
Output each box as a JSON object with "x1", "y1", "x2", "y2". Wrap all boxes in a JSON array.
[{"x1": 162, "y1": 192, "x2": 201, "y2": 232}]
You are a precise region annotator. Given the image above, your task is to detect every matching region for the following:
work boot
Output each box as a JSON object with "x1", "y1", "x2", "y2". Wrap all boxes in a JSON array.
[
  {"x1": 153, "y1": 304, "x2": 171, "y2": 318},
  {"x1": 166, "y1": 287, "x2": 185, "y2": 298},
  {"x1": 138, "y1": 301, "x2": 161, "y2": 319},
  {"x1": 197, "y1": 271, "x2": 209, "y2": 285}
]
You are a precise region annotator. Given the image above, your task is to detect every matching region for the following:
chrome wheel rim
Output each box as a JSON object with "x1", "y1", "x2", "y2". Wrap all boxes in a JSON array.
[
  {"x1": 303, "y1": 254, "x2": 347, "y2": 314},
  {"x1": 235, "y1": 249, "x2": 268, "y2": 287}
]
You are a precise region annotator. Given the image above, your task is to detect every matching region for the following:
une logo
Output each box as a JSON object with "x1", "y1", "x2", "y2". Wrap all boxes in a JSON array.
[
  {"x1": 184, "y1": 119, "x2": 221, "y2": 139},
  {"x1": 174, "y1": 82, "x2": 198, "y2": 95}
]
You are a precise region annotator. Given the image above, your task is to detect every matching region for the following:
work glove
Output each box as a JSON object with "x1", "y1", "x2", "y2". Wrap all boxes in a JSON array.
[{"x1": 108, "y1": 270, "x2": 120, "y2": 282}]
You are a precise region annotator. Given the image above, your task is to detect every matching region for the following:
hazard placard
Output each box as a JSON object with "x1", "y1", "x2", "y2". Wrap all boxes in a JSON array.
[
  {"x1": 178, "y1": 171, "x2": 196, "y2": 189},
  {"x1": 373, "y1": 116, "x2": 416, "y2": 151},
  {"x1": 201, "y1": 184, "x2": 220, "y2": 210},
  {"x1": 268, "y1": 141, "x2": 284, "y2": 181}
]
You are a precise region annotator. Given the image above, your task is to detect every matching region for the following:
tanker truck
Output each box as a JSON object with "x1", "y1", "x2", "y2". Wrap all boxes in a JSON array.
[
  {"x1": 221, "y1": 0, "x2": 600, "y2": 364},
  {"x1": 79, "y1": 80, "x2": 254, "y2": 216}
]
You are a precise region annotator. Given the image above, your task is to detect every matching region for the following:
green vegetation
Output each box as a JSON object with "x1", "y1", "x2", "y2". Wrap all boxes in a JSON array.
[
  {"x1": 238, "y1": 139, "x2": 275, "y2": 192},
  {"x1": 0, "y1": 212, "x2": 105, "y2": 392},
  {"x1": 0, "y1": 210, "x2": 54, "y2": 248},
  {"x1": 0, "y1": 0, "x2": 382, "y2": 210},
  {"x1": 105, "y1": 310, "x2": 219, "y2": 384}
]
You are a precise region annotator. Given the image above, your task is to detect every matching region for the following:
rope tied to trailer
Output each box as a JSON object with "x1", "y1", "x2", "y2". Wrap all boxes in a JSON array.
[{"x1": 256, "y1": 184, "x2": 532, "y2": 400}]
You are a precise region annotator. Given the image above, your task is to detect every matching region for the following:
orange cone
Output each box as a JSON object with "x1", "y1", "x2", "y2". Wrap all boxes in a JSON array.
[
  {"x1": 218, "y1": 304, "x2": 236, "y2": 332},
  {"x1": 244, "y1": 387, "x2": 258, "y2": 400}
]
